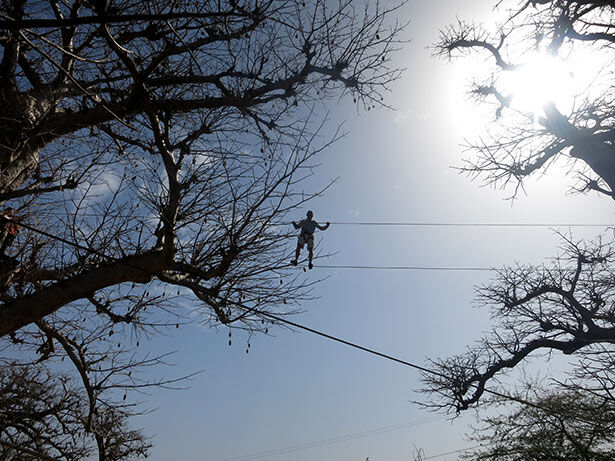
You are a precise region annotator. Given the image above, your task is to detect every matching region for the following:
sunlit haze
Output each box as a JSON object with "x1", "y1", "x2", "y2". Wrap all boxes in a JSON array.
[{"x1": 500, "y1": 46, "x2": 606, "y2": 117}]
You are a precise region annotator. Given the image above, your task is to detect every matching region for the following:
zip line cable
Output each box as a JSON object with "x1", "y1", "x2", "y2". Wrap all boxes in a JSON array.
[
  {"x1": 240, "y1": 301, "x2": 438, "y2": 375},
  {"x1": 6, "y1": 219, "x2": 608, "y2": 429},
  {"x1": 329, "y1": 221, "x2": 614, "y2": 227},
  {"x1": 17, "y1": 220, "x2": 495, "y2": 273},
  {"x1": 46, "y1": 211, "x2": 614, "y2": 228},
  {"x1": 318, "y1": 264, "x2": 492, "y2": 271}
]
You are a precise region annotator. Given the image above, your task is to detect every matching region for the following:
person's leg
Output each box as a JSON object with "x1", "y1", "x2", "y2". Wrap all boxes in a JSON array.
[
  {"x1": 0, "y1": 229, "x2": 8, "y2": 255},
  {"x1": 292, "y1": 244, "x2": 300, "y2": 264},
  {"x1": 292, "y1": 237, "x2": 302, "y2": 265},
  {"x1": 0, "y1": 234, "x2": 14, "y2": 255},
  {"x1": 308, "y1": 237, "x2": 314, "y2": 269}
]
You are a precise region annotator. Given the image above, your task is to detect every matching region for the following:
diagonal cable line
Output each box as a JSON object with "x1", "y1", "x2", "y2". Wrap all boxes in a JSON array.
[{"x1": 223, "y1": 416, "x2": 449, "y2": 461}]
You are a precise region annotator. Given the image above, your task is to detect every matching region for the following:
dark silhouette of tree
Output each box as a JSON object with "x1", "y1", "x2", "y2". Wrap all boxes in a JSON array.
[
  {"x1": 422, "y1": 0, "x2": 615, "y2": 421},
  {"x1": 0, "y1": 0, "x2": 406, "y2": 334},
  {"x1": 462, "y1": 387, "x2": 615, "y2": 461},
  {"x1": 1, "y1": 348, "x2": 146, "y2": 459},
  {"x1": 420, "y1": 234, "x2": 615, "y2": 412},
  {"x1": 0, "y1": 311, "x2": 207, "y2": 459},
  {"x1": 434, "y1": 0, "x2": 615, "y2": 199},
  {"x1": 0, "y1": 0, "x2": 407, "y2": 456},
  {"x1": 0, "y1": 364, "x2": 90, "y2": 460}
]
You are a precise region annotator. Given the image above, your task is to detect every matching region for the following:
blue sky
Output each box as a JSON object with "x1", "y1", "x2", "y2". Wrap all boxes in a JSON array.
[{"x1": 131, "y1": 1, "x2": 615, "y2": 460}]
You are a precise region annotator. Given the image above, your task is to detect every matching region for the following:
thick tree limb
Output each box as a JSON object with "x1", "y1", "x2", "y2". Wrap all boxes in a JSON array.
[{"x1": 0, "y1": 250, "x2": 170, "y2": 336}]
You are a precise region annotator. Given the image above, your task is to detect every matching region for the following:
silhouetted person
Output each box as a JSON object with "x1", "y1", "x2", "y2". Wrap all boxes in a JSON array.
[
  {"x1": 0, "y1": 207, "x2": 21, "y2": 257},
  {"x1": 291, "y1": 210, "x2": 330, "y2": 269}
]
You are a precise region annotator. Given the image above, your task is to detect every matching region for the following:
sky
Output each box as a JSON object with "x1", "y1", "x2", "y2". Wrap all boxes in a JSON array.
[{"x1": 131, "y1": 1, "x2": 615, "y2": 460}]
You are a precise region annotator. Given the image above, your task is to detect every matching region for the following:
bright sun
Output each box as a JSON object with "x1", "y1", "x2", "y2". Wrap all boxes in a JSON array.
[
  {"x1": 499, "y1": 48, "x2": 605, "y2": 118},
  {"x1": 500, "y1": 53, "x2": 574, "y2": 116}
]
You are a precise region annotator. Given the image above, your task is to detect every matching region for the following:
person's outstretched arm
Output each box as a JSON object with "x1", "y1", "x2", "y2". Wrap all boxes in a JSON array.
[
  {"x1": 292, "y1": 221, "x2": 301, "y2": 229},
  {"x1": 317, "y1": 222, "x2": 330, "y2": 231}
]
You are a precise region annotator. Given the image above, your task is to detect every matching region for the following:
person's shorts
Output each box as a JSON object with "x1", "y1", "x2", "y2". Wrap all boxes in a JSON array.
[{"x1": 298, "y1": 233, "x2": 314, "y2": 250}]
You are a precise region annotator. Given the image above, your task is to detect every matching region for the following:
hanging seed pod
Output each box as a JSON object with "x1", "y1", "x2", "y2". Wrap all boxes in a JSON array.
[
  {"x1": 177, "y1": 290, "x2": 180, "y2": 295},
  {"x1": 283, "y1": 300, "x2": 287, "y2": 304},
  {"x1": 303, "y1": 267, "x2": 306, "y2": 272},
  {"x1": 248, "y1": 343, "x2": 251, "y2": 348},
  {"x1": 280, "y1": 279, "x2": 283, "y2": 285},
  {"x1": 136, "y1": 341, "x2": 140, "y2": 347},
  {"x1": 265, "y1": 328, "x2": 268, "y2": 334},
  {"x1": 229, "y1": 331, "x2": 232, "y2": 337},
  {"x1": 261, "y1": 319, "x2": 264, "y2": 325},
  {"x1": 118, "y1": 343, "x2": 121, "y2": 348},
  {"x1": 123, "y1": 393, "x2": 127, "y2": 401},
  {"x1": 109, "y1": 330, "x2": 114, "y2": 337},
  {"x1": 176, "y1": 323, "x2": 179, "y2": 329},
  {"x1": 229, "y1": 340, "x2": 232, "y2": 346},
  {"x1": 246, "y1": 349, "x2": 249, "y2": 353}
]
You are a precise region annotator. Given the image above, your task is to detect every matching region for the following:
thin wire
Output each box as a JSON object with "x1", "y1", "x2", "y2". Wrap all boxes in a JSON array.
[
  {"x1": 39, "y1": 212, "x2": 615, "y2": 228},
  {"x1": 329, "y1": 221, "x2": 614, "y2": 227},
  {"x1": 254, "y1": 308, "x2": 438, "y2": 375},
  {"x1": 223, "y1": 415, "x2": 449, "y2": 461},
  {"x1": 318, "y1": 264, "x2": 492, "y2": 271},
  {"x1": 423, "y1": 445, "x2": 482, "y2": 460}
]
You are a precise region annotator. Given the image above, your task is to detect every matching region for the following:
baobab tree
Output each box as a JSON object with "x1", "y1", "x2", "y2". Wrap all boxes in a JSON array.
[
  {"x1": 0, "y1": 0, "x2": 407, "y2": 335},
  {"x1": 419, "y1": 0, "x2": 615, "y2": 417},
  {"x1": 0, "y1": 0, "x2": 406, "y2": 334},
  {"x1": 463, "y1": 387, "x2": 615, "y2": 461},
  {"x1": 434, "y1": 0, "x2": 615, "y2": 199},
  {"x1": 420, "y1": 234, "x2": 615, "y2": 413},
  {"x1": 0, "y1": 0, "x2": 407, "y2": 457}
]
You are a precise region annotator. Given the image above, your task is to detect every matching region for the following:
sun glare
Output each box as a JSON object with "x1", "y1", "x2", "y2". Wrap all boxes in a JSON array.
[
  {"x1": 498, "y1": 44, "x2": 611, "y2": 120},
  {"x1": 500, "y1": 52, "x2": 574, "y2": 116}
]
